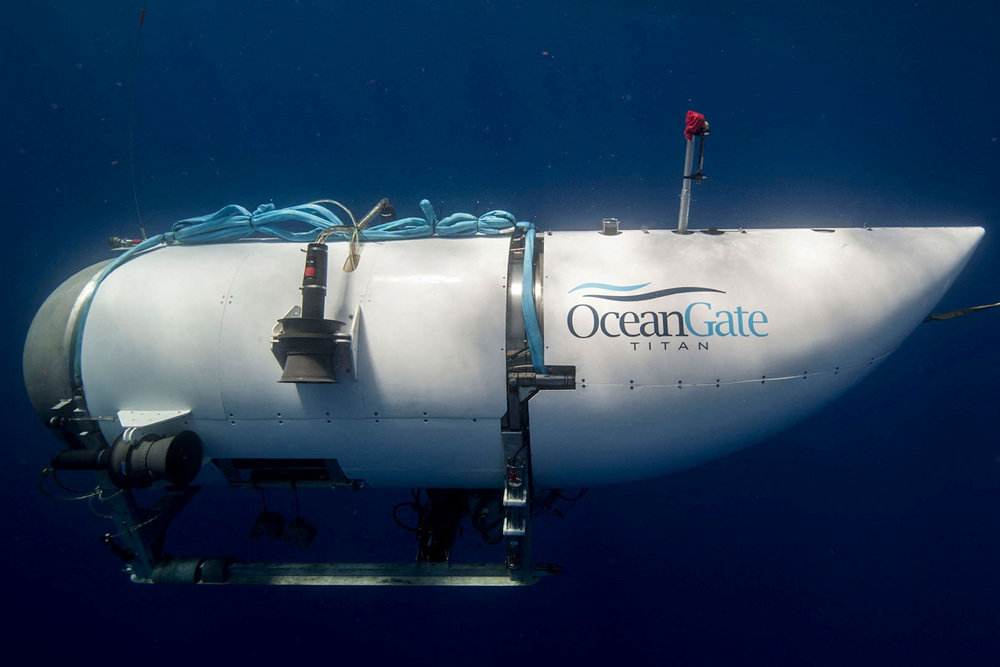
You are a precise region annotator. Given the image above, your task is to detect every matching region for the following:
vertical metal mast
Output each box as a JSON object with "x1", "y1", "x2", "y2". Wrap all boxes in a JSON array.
[{"x1": 677, "y1": 110, "x2": 709, "y2": 233}]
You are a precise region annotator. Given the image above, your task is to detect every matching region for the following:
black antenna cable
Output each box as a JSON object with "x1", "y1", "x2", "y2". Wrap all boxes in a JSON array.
[{"x1": 127, "y1": 3, "x2": 148, "y2": 240}]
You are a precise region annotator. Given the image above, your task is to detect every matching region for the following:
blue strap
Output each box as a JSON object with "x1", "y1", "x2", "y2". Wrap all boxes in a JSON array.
[{"x1": 517, "y1": 222, "x2": 548, "y2": 374}]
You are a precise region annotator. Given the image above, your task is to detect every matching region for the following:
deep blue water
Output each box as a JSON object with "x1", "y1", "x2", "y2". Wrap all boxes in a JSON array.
[{"x1": 3, "y1": 2, "x2": 999, "y2": 664}]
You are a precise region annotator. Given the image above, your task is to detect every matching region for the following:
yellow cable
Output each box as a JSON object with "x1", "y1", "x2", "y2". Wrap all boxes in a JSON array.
[{"x1": 925, "y1": 302, "x2": 1000, "y2": 322}]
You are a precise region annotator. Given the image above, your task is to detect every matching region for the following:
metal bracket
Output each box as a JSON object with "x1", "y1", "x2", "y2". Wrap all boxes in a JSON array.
[
  {"x1": 117, "y1": 409, "x2": 190, "y2": 429},
  {"x1": 95, "y1": 477, "x2": 201, "y2": 582},
  {"x1": 212, "y1": 457, "x2": 360, "y2": 489}
]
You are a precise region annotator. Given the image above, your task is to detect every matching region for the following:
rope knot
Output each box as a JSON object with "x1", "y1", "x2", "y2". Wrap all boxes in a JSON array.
[{"x1": 249, "y1": 202, "x2": 275, "y2": 231}]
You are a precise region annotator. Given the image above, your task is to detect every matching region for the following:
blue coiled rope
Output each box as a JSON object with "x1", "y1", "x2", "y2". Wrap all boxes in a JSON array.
[{"x1": 73, "y1": 199, "x2": 547, "y2": 379}]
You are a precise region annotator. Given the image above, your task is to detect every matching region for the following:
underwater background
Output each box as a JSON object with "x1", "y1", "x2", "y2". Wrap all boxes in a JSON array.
[{"x1": 3, "y1": 1, "x2": 998, "y2": 664}]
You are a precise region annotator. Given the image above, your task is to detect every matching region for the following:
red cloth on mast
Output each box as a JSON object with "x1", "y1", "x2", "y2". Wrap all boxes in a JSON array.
[{"x1": 684, "y1": 111, "x2": 706, "y2": 140}]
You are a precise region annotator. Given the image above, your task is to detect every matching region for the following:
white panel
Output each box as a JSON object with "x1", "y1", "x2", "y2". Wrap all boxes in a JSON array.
[
  {"x1": 541, "y1": 227, "x2": 983, "y2": 387},
  {"x1": 191, "y1": 417, "x2": 503, "y2": 488},
  {"x1": 82, "y1": 238, "x2": 511, "y2": 486},
  {"x1": 531, "y1": 226, "x2": 983, "y2": 485},
  {"x1": 531, "y1": 361, "x2": 872, "y2": 486},
  {"x1": 357, "y1": 236, "x2": 510, "y2": 418},
  {"x1": 216, "y1": 242, "x2": 375, "y2": 420},
  {"x1": 82, "y1": 244, "x2": 254, "y2": 422}
]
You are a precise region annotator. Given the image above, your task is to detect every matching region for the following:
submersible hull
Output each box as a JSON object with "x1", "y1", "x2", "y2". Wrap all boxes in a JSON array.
[{"x1": 24, "y1": 225, "x2": 983, "y2": 488}]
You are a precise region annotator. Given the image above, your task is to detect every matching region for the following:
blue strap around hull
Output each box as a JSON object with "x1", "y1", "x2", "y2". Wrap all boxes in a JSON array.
[{"x1": 517, "y1": 222, "x2": 547, "y2": 374}]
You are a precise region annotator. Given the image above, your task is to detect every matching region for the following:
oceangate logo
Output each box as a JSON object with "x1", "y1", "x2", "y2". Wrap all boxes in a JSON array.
[{"x1": 566, "y1": 282, "x2": 769, "y2": 340}]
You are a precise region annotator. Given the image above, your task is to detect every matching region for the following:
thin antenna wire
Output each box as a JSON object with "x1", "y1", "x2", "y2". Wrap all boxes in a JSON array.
[{"x1": 128, "y1": 3, "x2": 148, "y2": 240}]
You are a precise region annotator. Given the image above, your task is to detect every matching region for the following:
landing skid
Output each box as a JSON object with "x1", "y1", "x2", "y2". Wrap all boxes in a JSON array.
[
  {"x1": 147, "y1": 560, "x2": 560, "y2": 586},
  {"x1": 91, "y1": 481, "x2": 560, "y2": 587}
]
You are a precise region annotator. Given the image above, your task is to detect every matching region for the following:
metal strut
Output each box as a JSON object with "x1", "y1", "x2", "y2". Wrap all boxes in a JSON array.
[
  {"x1": 501, "y1": 231, "x2": 538, "y2": 581},
  {"x1": 501, "y1": 229, "x2": 575, "y2": 582}
]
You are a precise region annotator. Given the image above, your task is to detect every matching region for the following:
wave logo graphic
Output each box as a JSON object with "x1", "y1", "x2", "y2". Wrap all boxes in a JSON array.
[
  {"x1": 566, "y1": 282, "x2": 768, "y2": 339},
  {"x1": 568, "y1": 282, "x2": 726, "y2": 302}
]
